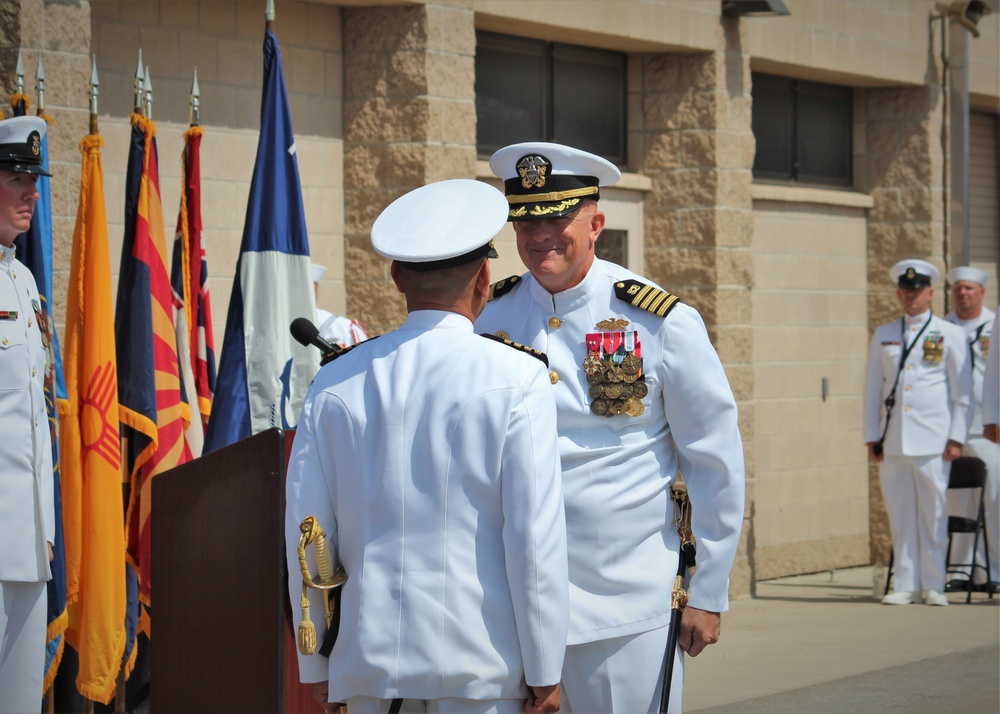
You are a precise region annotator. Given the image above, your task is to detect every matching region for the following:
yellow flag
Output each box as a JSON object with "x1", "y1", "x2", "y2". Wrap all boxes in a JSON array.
[{"x1": 59, "y1": 133, "x2": 127, "y2": 705}]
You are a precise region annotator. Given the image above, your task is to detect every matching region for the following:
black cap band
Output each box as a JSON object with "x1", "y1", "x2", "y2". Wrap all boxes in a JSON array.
[{"x1": 397, "y1": 241, "x2": 498, "y2": 272}]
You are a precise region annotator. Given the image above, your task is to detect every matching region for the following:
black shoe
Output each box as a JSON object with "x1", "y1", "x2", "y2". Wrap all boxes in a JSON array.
[
  {"x1": 976, "y1": 581, "x2": 1000, "y2": 594},
  {"x1": 946, "y1": 578, "x2": 971, "y2": 592}
]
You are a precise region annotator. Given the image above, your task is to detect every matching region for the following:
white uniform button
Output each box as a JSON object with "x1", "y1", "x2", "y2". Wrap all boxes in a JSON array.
[
  {"x1": 27, "y1": 318, "x2": 32, "y2": 327},
  {"x1": 904, "y1": 406, "x2": 911, "y2": 412},
  {"x1": 1, "y1": 338, "x2": 6, "y2": 345},
  {"x1": 906, "y1": 365, "x2": 913, "y2": 371},
  {"x1": 549, "y1": 371, "x2": 560, "y2": 385},
  {"x1": 32, "y1": 368, "x2": 36, "y2": 377},
  {"x1": 905, "y1": 385, "x2": 911, "y2": 391},
  {"x1": 548, "y1": 317, "x2": 562, "y2": 329}
]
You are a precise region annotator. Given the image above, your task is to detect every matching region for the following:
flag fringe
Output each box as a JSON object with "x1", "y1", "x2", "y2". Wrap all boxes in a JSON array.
[
  {"x1": 74, "y1": 626, "x2": 126, "y2": 706},
  {"x1": 42, "y1": 635, "x2": 65, "y2": 695}
]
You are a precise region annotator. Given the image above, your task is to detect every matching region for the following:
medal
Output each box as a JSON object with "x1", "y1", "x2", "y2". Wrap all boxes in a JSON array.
[
  {"x1": 922, "y1": 334, "x2": 944, "y2": 363},
  {"x1": 625, "y1": 397, "x2": 644, "y2": 417},
  {"x1": 591, "y1": 399, "x2": 610, "y2": 416},
  {"x1": 632, "y1": 381, "x2": 649, "y2": 399},
  {"x1": 583, "y1": 322, "x2": 647, "y2": 418}
]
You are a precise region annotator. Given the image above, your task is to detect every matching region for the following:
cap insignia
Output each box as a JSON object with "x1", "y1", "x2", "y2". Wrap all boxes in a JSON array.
[
  {"x1": 517, "y1": 154, "x2": 550, "y2": 189},
  {"x1": 29, "y1": 131, "x2": 40, "y2": 156},
  {"x1": 905, "y1": 268, "x2": 915, "y2": 279}
]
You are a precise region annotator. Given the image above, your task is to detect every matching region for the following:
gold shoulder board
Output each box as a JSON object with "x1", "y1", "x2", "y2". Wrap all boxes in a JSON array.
[
  {"x1": 614, "y1": 279, "x2": 680, "y2": 318},
  {"x1": 320, "y1": 335, "x2": 378, "y2": 367},
  {"x1": 479, "y1": 333, "x2": 549, "y2": 368},
  {"x1": 488, "y1": 275, "x2": 521, "y2": 302}
]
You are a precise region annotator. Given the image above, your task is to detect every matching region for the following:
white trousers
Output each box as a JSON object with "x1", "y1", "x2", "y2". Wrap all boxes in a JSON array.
[
  {"x1": 947, "y1": 436, "x2": 1000, "y2": 583},
  {"x1": 881, "y1": 454, "x2": 949, "y2": 592},
  {"x1": 345, "y1": 696, "x2": 524, "y2": 714},
  {"x1": 561, "y1": 624, "x2": 682, "y2": 714},
  {"x1": 0, "y1": 579, "x2": 46, "y2": 714}
]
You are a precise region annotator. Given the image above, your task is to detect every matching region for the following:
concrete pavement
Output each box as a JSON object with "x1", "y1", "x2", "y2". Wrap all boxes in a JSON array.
[{"x1": 682, "y1": 566, "x2": 999, "y2": 713}]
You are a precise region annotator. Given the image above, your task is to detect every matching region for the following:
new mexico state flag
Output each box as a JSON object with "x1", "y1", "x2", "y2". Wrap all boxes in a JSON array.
[{"x1": 59, "y1": 133, "x2": 127, "y2": 705}]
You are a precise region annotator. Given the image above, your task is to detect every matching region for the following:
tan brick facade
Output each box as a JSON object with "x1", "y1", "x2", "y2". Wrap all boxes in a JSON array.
[{"x1": 2, "y1": 1, "x2": 998, "y2": 601}]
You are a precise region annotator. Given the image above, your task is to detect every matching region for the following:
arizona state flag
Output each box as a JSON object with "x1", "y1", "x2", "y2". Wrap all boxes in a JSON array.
[
  {"x1": 115, "y1": 114, "x2": 192, "y2": 621},
  {"x1": 204, "y1": 26, "x2": 316, "y2": 451},
  {"x1": 60, "y1": 133, "x2": 127, "y2": 704},
  {"x1": 171, "y1": 125, "x2": 216, "y2": 457}
]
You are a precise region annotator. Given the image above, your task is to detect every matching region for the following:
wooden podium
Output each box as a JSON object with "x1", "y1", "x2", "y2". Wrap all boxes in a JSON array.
[{"x1": 151, "y1": 428, "x2": 321, "y2": 713}]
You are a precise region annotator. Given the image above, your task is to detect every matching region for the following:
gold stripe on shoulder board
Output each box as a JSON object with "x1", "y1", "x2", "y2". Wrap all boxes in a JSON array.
[
  {"x1": 613, "y1": 279, "x2": 680, "y2": 318},
  {"x1": 479, "y1": 332, "x2": 549, "y2": 367},
  {"x1": 488, "y1": 274, "x2": 521, "y2": 302}
]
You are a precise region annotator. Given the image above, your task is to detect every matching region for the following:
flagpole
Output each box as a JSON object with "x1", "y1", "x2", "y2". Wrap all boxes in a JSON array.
[
  {"x1": 133, "y1": 50, "x2": 144, "y2": 117},
  {"x1": 15, "y1": 49, "x2": 25, "y2": 95},
  {"x1": 35, "y1": 55, "x2": 45, "y2": 116},
  {"x1": 266, "y1": 0, "x2": 275, "y2": 29},
  {"x1": 144, "y1": 65, "x2": 153, "y2": 121},
  {"x1": 88, "y1": 56, "x2": 98, "y2": 135}
]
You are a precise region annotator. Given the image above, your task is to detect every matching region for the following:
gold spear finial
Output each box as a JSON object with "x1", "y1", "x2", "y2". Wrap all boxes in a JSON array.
[
  {"x1": 35, "y1": 55, "x2": 45, "y2": 114},
  {"x1": 190, "y1": 67, "x2": 200, "y2": 127},
  {"x1": 89, "y1": 55, "x2": 99, "y2": 134},
  {"x1": 133, "y1": 49, "x2": 145, "y2": 115}
]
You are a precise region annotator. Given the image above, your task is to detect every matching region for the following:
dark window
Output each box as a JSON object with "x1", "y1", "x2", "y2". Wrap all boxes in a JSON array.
[
  {"x1": 596, "y1": 229, "x2": 628, "y2": 268},
  {"x1": 751, "y1": 73, "x2": 852, "y2": 186},
  {"x1": 476, "y1": 31, "x2": 626, "y2": 164}
]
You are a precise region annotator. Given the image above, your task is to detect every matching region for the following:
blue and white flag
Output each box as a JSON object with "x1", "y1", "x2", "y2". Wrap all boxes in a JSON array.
[{"x1": 204, "y1": 27, "x2": 316, "y2": 452}]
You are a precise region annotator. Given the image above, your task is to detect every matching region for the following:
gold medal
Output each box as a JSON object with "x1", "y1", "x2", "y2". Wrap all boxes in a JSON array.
[
  {"x1": 621, "y1": 353, "x2": 641, "y2": 375},
  {"x1": 608, "y1": 399, "x2": 627, "y2": 416},
  {"x1": 589, "y1": 384, "x2": 604, "y2": 399},
  {"x1": 603, "y1": 382, "x2": 624, "y2": 400},
  {"x1": 632, "y1": 381, "x2": 649, "y2": 399},
  {"x1": 620, "y1": 383, "x2": 633, "y2": 399},
  {"x1": 625, "y1": 397, "x2": 645, "y2": 417},
  {"x1": 582, "y1": 353, "x2": 604, "y2": 376},
  {"x1": 605, "y1": 365, "x2": 623, "y2": 383},
  {"x1": 591, "y1": 399, "x2": 610, "y2": 416}
]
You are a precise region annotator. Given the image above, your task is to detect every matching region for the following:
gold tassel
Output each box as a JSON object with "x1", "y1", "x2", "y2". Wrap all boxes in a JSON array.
[{"x1": 298, "y1": 589, "x2": 317, "y2": 655}]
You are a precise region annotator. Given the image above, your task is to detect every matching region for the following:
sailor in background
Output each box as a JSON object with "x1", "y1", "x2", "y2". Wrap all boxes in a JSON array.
[
  {"x1": 477, "y1": 142, "x2": 745, "y2": 714},
  {"x1": 0, "y1": 115, "x2": 55, "y2": 713},
  {"x1": 311, "y1": 262, "x2": 369, "y2": 348},
  {"x1": 943, "y1": 266, "x2": 998, "y2": 592},
  {"x1": 864, "y1": 259, "x2": 973, "y2": 606}
]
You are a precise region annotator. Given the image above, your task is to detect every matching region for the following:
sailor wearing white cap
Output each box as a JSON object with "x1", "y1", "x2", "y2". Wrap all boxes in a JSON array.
[
  {"x1": 478, "y1": 142, "x2": 745, "y2": 714},
  {"x1": 944, "y1": 266, "x2": 998, "y2": 592},
  {"x1": 0, "y1": 114, "x2": 55, "y2": 711},
  {"x1": 310, "y1": 263, "x2": 369, "y2": 349},
  {"x1": 864, "y1": 259, "x2": 974, "y2": 605},
  {"x1": 286, "y1": 179, "x2": 568, "y2": 714}
]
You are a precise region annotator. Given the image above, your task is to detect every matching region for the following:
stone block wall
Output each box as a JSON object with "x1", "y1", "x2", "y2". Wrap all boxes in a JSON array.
[
  {"x1": 630, "y1": 18, "x2": 756, "y2": 597},
  {"x1": 342, "y1": 1, "x2": 476, "y2": 335},
  {"x1": 860, "y1": 82, "x2": 946, "y2": 562}
]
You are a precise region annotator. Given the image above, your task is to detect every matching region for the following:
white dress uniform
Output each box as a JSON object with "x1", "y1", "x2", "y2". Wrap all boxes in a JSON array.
[
  {"x1": 286, "y1": 311, "x2": 568, "y2": 705},
  {"x1": 863, "y1": 310, "x2": 973, "y2": 593},
  {"x1": 985, "y1": 309, "x2": 1000, "y2": 429},
  {"x1": 477, "y1": 258, "x2": 746, "y2": 712},
  {"x1": 287, "y1": 180, "x2": 569, "y2": 714},
  {"x1": 0, "y1": 245, "x2": 55, "y2": 713},
  {"x1": 316, "y1": 307, "x2": 368, "y2": 349},
  {"x1": 944, "y1": 305, "x2": 999, "y2": 584}
]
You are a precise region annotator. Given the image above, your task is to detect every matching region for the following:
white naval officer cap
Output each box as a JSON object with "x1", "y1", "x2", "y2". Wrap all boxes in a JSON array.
[
  {"x1": 0, "y1": 115, "x2": 51, "y2": 177},
  {"x1": 371, "y1": 179, "x2": 506, "y2": 271},
  {"x1": 489, "y1": 142, "x2": 621, "y2": 222},
  {"x1": 947, "y1": 266, "x2": 989, "y2": 286},
  {"x1": 310, "y1": 263, "x2": 327, "y2": 283},
  {"x1": 890, "y1": 258, "x2": 939, "y2": 289}
]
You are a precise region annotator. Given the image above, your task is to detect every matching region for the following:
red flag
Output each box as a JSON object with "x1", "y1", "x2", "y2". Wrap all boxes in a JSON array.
[{"x1": 171, "y1": 126, "x2": 216, "y2": 457}]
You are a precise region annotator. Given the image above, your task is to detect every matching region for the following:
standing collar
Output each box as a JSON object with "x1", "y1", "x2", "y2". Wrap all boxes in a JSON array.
[
  {"x1": 528, "y1": 259, "x2": 606, "y2": 313},
  {"x1": 401, "y1": 309, "x2": 474, "y2": 332},
  {"x1": 0, "y1": 243, "x2": 15, "y2": 266},
  {"x1": 903, "y1": 310, "x2": 931, "y2": 326}
]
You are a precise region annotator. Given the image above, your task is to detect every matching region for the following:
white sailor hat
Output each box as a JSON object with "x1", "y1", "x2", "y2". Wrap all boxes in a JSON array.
[
  {"x1": 371, "y1": 179, "x2": 506, "y2": 271},
  {"x1": 310, "y1": 263, "x2": 327, "y2": 283},
  {"x1": 489, "y1": 142, "x2": 621, "y2": 222},
  {"x1": 0, "y1": 115, "x2": 51, "y2": 177},
  {"x1": 947, "y1": 266, "x2": 989, "y2": 286},
  {"x1": 890, "y1": 258, "x2": 939, "y2": 289}
]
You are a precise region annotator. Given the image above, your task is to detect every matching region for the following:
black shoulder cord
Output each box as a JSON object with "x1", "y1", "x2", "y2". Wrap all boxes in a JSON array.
[
  {"x1": 969, "y1": 322, "x2": 986, "y2": 370},
  {"x1": 874, "y1": 313, "x2": 932, "y2": 457}
]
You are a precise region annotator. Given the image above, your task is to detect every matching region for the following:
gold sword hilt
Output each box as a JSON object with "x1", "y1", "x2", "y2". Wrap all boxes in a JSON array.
[{"x1": 296, "y1": 516, "x2": 346, "y2": 655}]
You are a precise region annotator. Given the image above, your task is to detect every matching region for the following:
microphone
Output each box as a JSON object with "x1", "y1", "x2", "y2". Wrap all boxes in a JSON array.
[{"x1": 290, "y1": 317, "x2": 339, "y2": 357}]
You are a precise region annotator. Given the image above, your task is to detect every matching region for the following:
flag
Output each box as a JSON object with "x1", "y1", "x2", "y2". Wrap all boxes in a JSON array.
[
  {"x1": 170, "y1": 125, "x2": 216, "y2": 457},
  {"x1": 204, "y1": 27, "x2": 316, "y2": 452},
  {"x1": 115, "y1": 113, "x2": 192, "y2": 628},
  {"x1": 11, "y1": 93, "x2": 70, "y2": 692},
  {"x1": 60, "y1": 132, "x2": 127, "y2": 704}
]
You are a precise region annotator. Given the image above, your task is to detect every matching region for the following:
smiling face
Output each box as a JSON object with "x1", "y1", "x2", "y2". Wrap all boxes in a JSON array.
[
  {"x1": 0, "y1": 168, "x2": 39, "y2": 247},
  {"x1": 951, "y1": 279, "x2": 985, "y2": 320},
  {"x1": 513, "y1": 200, "x2": 606, "y2": 294},
  {"x1": 897, "y1": 285, "x2": 934, "y2": 316}
]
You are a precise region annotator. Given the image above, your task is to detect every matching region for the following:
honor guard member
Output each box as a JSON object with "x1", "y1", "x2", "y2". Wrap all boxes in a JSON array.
[
  {"x1": 286, "y1": 179, "x2": 569, "y2": 714},
  {"x1": 983, "y1": 308, "x2": 1000, "y2": 445},
  {"x1": 944, "y1": 267, "x2": 999, "y2": 592},
  {"x1": 477, "y1": 142, "x2": 746, "y2": 714},
  {"x1": 0, "y1": 115, "x2": 56, "y2": 713},
  {"x1": 311, "y1": 262, "x2": 369, "y2": 349},
  {"x1": 864, "y1": 259, "x2": 973, "y2": 606}
]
